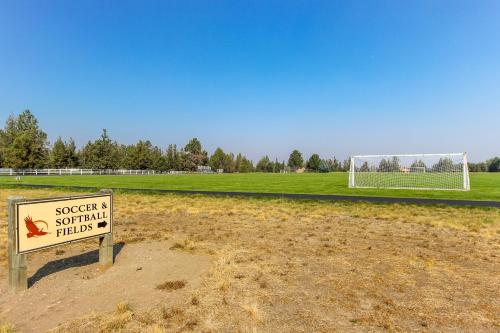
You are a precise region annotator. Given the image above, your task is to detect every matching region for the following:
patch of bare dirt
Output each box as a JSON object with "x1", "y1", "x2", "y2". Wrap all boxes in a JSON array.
[{"x1": 0, "y1": 240, "x2": 210, "y2": 332}]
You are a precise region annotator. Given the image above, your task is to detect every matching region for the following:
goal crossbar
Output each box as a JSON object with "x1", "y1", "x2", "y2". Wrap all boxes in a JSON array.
[{"x1": 351, "y1": 153, "x2": 465, "y2": 158}]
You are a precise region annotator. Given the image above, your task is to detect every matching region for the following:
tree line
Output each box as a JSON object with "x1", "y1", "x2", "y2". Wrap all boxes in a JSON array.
[
  {"x1": 0, "y1": 110, "x2": 498, "y2": 172},
  {"x1": 0, "y1": 110, "x2": 350, "y2": 172},
  {"x1": 468, "y1": 159, "x2": 500, "y2": 172}
]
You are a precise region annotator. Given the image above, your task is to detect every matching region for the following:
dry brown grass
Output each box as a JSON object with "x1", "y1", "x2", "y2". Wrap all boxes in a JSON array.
[
  {"x1": 115, "y1": 301, "x2": 132, "y2": 314},
  {"x1": 0, "y1": 323, "x2": 15, "y2": 333},
  {"x1": 1, "y1": 188, "x2": 499, "y2": 332}
]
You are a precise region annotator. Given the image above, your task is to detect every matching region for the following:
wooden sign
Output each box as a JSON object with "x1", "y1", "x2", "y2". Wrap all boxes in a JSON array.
[
  {"x1": 8, "y1": 190, "x2": 114, "y2": 291},
  {"x1": 16, "y1": 194, "x2": 112, "y2": 254}
]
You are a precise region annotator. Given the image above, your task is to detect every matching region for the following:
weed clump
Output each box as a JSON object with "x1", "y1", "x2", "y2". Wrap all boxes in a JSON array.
[
  {"x1": 116, "y1": 301, "x2": 132, "y2": 314},
  {"x1": 156, "y1": 280, "x2": 187, "y2": 291},
  {"x1": 162, "y1": 307, "x2": 184, "y2": 320},
  {"x1": 0, "y1": 323, "x2": 16, "y2": 333}
]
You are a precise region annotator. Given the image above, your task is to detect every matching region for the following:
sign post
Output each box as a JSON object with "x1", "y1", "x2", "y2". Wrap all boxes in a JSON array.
[
  {"x1": 7, "y1": 190, "x2": 114, "y2": 291},
  {"x1": 8, "y1": 196, "x2": 27, "y2": 291},
  {"x1": 99, "y1": 189, "x2": 113, "y2": 269}
]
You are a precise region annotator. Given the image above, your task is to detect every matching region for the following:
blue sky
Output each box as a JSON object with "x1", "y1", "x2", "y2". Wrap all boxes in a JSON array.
[{"x1": 1, "y1": 1, "x2": 499, "y2": 162}]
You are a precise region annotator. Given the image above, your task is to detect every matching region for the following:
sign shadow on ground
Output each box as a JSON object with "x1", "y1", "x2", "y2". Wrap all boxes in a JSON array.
[{"x1": 28, "y1": 242, "x2": 125, "y2": 287}]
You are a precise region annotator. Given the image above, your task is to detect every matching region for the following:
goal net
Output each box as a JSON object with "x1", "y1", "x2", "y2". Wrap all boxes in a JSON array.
[{"x1": 348, "y1": 153, "x2": 470, "y2": 191}]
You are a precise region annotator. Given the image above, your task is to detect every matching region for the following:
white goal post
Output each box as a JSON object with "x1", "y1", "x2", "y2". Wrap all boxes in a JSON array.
[{"x1": 348, "y1": 153, "x2": 470, "y2": 191}]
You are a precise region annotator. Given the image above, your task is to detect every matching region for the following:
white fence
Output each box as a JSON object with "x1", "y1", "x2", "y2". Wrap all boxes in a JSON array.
[{"x1": 0, "y1": 168, "x2": 157, "y2": 176}]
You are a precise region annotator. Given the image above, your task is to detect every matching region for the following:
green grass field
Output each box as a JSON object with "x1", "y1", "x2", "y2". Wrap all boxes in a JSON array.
[{"x1": 1, "y1": 172, "x2": 499, "y2": 201}]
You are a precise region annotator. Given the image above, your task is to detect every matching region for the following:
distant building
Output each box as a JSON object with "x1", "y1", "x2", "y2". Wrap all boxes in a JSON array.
[{"x1": 197, "y1": 165, "x2": 212, "y2": 173}]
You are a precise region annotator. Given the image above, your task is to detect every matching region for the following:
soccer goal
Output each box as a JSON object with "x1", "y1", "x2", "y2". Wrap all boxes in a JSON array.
[{"x1": 348, "y1": 153, "x2": 470, "y2": 191}]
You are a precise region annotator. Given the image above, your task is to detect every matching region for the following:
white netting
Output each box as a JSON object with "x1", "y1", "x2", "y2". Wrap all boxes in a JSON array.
[{"x1": 348, "y1": 153, "x2": 469, "y2": 191}]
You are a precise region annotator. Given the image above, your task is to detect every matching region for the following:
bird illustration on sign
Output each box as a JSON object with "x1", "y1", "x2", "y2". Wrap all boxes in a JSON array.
[{"x1": 24, "y1": 216, "x2": 50, "y2": 238}]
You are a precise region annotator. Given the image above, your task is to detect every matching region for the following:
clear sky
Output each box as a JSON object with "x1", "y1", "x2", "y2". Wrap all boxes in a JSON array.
[{"x1": 1, "y1": 1, "x2": 499, "y2": 162}]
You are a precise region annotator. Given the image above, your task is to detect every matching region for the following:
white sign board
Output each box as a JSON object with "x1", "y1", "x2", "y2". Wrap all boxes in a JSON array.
[{"x1": 16, "y1": 194, "x2": 112, "y2": 254}]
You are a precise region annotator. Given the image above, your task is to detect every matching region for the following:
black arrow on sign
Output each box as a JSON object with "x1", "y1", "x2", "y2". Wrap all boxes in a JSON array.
[{"x1": 97, "y1": 221, "x2": 108, "y2": 228}]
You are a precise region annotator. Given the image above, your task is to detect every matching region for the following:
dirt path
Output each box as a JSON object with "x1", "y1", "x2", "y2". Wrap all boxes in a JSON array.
[{"x1": 0, "y1": 240, "x2": 211, "y2": 332}]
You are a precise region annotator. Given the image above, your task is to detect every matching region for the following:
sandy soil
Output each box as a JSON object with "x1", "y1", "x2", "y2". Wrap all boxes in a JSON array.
[
  {"x1": 0, "y1": 189, "x2": 499, "y2": 332},
  {"x1": 0, "y1": 240, "x2": 210, "y2": 332}
]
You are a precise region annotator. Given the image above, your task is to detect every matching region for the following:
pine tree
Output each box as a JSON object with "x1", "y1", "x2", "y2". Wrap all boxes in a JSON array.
[
  {"x1": 209, "y1": 148, "x2": 226, "y2": 171},
  {"x1": 79, "y1": 129, "x2": 120, "y2": 169},
  {"x1": 256, "y1": 156, "x2": 271, "y2": 172},
  {"x1": 50, "y1": 137, "x2": 68, "y2": 168},
  {"x1": 150, "y1": 146, "x2": 166, "y2": 171},
  {"x1": 49, "y1": 137, "x2": 79, "y2": 168},
  {"x1": 287, "y1": 149, "x2": 304, "y2": 169},
  {"x1": 318, "y1": 159, "x2": 331, "y2": 172},
  {"x1": 238, "y1": 156, "x2": 254, "y2": 172},
  {"x1": 487, "y1": 157, "x2": 500, "y2": 172},
  {"x1": 121, "y1": 140, "x2": 165, "y2": 170},
  {"x1": 224, "y1": 152, "x2": 235, "y2": 173},
  {"x1": 360, "y1": 161, "x2": 370, "y2": 172},
  {"x1": 0, "y1": 110, "x2": 49, "y2": 168},
  {"x1": 165, "y1": 144, "x2": 178, "y2": 170},
  {"x1": 342, "y1": 159, "x2": 351, "y2": 172},
  {"x1": 331, "y1": 157, "x2": 340, "y2": 171},
  {"x1": 234, "y1": 153, "x2": 243, "y2": 172},
  {"x1": 182, "y1": 138, "x2": 208, "y2": 171},
  {"x1": 306, "y1": 153, "x2": 321, "y2": 171},
  {"x1": 66, "y1": 138, "x2": 79, "y2": 167}
]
